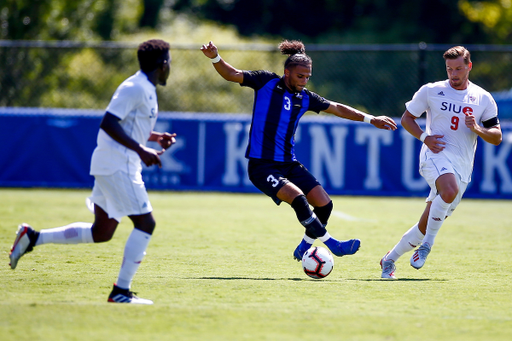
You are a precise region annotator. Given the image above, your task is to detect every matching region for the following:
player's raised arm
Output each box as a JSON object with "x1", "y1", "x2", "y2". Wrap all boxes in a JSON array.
[
  {"x1": 324, "y1": 101, "x2": 397, "y2": 131},
  {"x1": 200, "y1": 41, "x2": 244, "y2": 84}
]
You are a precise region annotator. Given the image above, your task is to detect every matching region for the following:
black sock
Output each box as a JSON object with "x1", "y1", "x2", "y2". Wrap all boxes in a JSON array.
[
  {"x1": 291, "y1": 195, "x2": 326, "y2": 238},
  {"x1": 313, "y1": 201, "x2": 333, "y2": 226}
]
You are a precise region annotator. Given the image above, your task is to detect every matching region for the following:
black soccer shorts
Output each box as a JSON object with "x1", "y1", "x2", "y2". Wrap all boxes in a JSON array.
[{"x1": 248, "y1": 158, "x2": 321, "y2": 205}]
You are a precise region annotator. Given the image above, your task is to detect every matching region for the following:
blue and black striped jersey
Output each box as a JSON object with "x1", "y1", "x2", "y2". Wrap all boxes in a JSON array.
[{"x1": 241, "y1": 70, "x2": 330, "y2": 162}]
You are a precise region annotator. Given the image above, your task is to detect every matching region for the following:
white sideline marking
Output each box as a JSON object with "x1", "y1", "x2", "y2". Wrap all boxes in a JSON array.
[{"x1": 332, "y1": 210, "x2": 376, "y2": 222}]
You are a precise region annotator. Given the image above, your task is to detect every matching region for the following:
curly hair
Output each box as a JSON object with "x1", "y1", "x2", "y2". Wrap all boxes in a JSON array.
[
  {"x1": 279, "y1": 40, "x2": 312, "y2": 69},
  {"x1": 443, "y1": 46, "x2": 471, "y2": 65},
  {"x1": 137, "y1": 39, "x2": 170, "y2": 73}
]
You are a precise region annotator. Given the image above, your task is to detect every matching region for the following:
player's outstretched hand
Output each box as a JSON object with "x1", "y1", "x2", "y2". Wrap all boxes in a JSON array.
[
  {"x1": 371, "y1": 116, "x2": 397, "y2": 131},
  {"x1": 200, "y1": 41, "x2": 218, "y2": 59}
]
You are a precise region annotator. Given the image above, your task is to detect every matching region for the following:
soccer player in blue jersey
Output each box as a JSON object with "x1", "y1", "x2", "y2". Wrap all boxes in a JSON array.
[{"x1": 201, "y1": 40, "x2": 397, "y2": 261}]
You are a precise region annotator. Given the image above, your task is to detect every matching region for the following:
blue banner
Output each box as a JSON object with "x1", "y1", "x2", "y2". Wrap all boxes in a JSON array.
[{"x1": 1, "y1": 108, "x2": 511, "y2": 199}]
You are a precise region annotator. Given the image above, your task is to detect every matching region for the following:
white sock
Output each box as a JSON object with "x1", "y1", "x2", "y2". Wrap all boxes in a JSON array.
[
  {"x1": 303, "y1": 234, "x2": 316, "y2": 244},
  {"x1": 318, "y1": 232, "x2": 331, "y2": 243},
  {"x1": 116, "y1": 229, "x2": 152, "y2": 290},
  {"x1": 36, "y1": 222, "x2": 93, "y2": 245},
  {"x1": 422, "y1": 195, "x2": 451, "y2": 247},
  {"x1": 387, "y1": 223, "x2": 424, "y2": 262}
]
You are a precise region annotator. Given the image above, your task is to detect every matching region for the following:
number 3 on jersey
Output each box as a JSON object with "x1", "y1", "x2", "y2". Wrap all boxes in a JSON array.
[
  {"x1": 267, "y1": 174, "x2": 279, "y2": 187},
  {"x1": 284, "y1": 97, "x2": 291, "y2": 111}
]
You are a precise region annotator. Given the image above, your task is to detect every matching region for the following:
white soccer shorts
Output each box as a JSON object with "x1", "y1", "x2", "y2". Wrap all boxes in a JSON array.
[
  {"x1": 419, "y1": 154, "x2": 468, "y2": 217},
  {"x1": 87, "y1": 171, "x2": 153, "y2": 222}
]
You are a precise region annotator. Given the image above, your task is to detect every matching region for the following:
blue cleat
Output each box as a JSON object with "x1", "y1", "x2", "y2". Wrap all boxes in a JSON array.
[
  {"x1": 324, "y1": 238, "x2": 361, "y2": 257},
  {"x1": 293, "y1": 239, "x2": 312, "y2": 261}
]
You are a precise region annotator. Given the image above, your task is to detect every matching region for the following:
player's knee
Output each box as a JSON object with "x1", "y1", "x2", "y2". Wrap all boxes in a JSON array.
[
  {"x1": 129, "y1": 213, "x2": 156, "y2": 235},
  {"x1": 440, "y1": 188, "x2": 458, "y2": 203},
  {"x1": 145, "y1": 220, "x2": 156, "y2": 234},
  {"x1": 138, "y1": 218, "x2": 156, "y2": 235}
]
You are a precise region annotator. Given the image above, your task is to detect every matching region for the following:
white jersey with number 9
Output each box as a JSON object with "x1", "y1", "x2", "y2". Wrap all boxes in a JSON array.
[{"x1": 406, "y1": 79, "x2": 498, "y2": 183}]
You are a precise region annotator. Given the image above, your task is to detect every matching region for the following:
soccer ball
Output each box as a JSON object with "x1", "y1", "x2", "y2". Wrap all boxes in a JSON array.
[{"x1": 302, "y1": 246, "x2": 334, "y2": 279}]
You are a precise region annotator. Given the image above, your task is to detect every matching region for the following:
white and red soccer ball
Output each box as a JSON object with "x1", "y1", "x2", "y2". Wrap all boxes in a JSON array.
[{"x1": 302, "y1": 246, "x2": 334, "y2": 279}]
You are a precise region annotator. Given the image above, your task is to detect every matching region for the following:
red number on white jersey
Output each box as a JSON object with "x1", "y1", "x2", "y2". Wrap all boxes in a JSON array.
[{"x1": 450, "y1": 116, "x2": 459, "y2": 130}]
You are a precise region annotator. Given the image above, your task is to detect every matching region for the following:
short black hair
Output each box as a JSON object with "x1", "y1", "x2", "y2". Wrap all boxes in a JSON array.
[{"x1": 137, "y1": 39, "x2": 170, "y2": 73}]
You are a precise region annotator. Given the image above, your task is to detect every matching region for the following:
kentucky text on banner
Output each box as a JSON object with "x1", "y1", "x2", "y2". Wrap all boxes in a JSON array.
[{"x1": 1, "y1": 108, "x2": 511, "y2": 199}]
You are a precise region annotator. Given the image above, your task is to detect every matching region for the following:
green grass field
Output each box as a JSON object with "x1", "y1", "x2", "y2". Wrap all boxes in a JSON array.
[{"x1": 1, "y1": 188, "x2": 511, "y2": 340}]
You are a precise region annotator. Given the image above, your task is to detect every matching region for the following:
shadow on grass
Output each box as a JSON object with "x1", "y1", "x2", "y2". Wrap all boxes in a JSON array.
[
  {"x1": 193, "y1": 277, "x2": 332, "y2": 282},
  {"x1": 346, "y1": 278, "x2": 446, "y2": 282},
  {"x1": 191, "y1": 277, "x2": 446, "y2": 282}
]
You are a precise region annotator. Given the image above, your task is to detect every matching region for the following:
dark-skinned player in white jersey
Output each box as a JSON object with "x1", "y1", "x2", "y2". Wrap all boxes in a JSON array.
[{"x1": 9, "y1": 39, "x2": 176, "y2": 304}]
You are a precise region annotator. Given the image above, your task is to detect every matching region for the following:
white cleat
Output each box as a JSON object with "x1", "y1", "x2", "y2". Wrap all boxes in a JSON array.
[
  {"x1": 9, "y1": 223, "x2": 37, "y2": 269},
  {"x1": 108, "y1": 284, "x2": 153, "y2": 305},
  {"x1": 410, "y1": 243, "x2": 431, "y2": 270},
  {"x1": 380, "y1": 253, "x2": 397, "y2": 279}
]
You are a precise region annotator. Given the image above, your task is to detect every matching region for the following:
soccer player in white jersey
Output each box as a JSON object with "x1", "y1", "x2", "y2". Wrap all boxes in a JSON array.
[
  {"x1": 9, "y1": 39, "x2": 176, "y2": 304},
  {"x1": 380, "y1": 46, "x2": 502, "y2": 279}
]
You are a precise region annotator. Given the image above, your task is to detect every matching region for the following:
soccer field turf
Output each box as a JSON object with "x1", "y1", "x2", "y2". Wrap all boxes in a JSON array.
[{"x1": 1, "y1": 188, "x2": 511, "y2": 340}]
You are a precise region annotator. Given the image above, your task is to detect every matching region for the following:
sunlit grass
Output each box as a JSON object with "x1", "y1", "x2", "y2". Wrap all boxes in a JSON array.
[{"x1": 1, "y1": 188, "x2": 511, "y2": 340}]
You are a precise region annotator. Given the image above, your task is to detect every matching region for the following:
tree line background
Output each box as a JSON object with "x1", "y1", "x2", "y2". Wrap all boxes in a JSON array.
[
  {"x1": 4, "y1": 0, "x2": 512, "y2": 43},
  {"x1": 2, "y1": 0, "x2": 512, "y2": 116}
]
